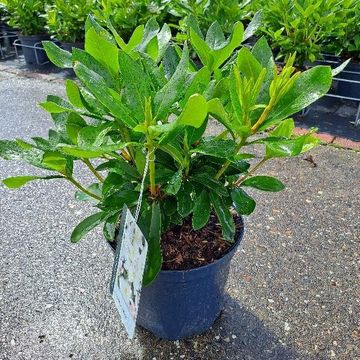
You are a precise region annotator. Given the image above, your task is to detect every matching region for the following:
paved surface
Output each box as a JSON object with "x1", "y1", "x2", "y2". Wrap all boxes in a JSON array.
[{"x1": 0, "y1": 72, "x2": 359, "y2": 359}]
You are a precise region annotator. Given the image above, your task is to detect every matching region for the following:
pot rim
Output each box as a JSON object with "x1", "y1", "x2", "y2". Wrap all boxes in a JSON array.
[{"x1": 108, "y1": 215, "x2": 245, "y2": 275}]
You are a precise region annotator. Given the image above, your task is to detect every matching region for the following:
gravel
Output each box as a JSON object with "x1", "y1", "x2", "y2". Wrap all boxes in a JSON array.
[{"x1": 0, "y1": 74, "x2": 359, "y2": 360}]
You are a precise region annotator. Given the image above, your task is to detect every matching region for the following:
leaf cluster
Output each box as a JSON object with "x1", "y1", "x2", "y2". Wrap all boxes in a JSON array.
[
  {"x1": 45, "y1": 0, "x2": 95, "y2": 43},
  {"x1": 0, "y1": 0, "x2": 49, "y2": 35},
  {"x1": 249, "y1": 0, "x2": 359, "y2": 65}
]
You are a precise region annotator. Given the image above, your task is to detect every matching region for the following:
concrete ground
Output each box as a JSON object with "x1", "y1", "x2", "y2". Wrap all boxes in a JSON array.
[{"x1": 0, "y1": 70, "x2": 359, "y2": 360}]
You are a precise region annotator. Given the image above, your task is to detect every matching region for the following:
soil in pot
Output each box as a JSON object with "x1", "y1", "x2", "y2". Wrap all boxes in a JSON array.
[
  {"x1": 18, "y1": 34, "x2": 50, "y2": 66},
  {"x1": 161, "y1": 213, "x2": 239, "y2": 270}
]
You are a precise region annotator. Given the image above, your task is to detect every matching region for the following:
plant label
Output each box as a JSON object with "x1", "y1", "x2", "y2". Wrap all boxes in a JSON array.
[{"x1": 110, "y1": 205, "x2": 148, "y2": 339}]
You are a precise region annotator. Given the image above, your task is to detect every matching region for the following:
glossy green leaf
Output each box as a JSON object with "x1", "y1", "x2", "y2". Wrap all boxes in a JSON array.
[
  {"x1": 176, "y1": 181, "x2": 194, "y2": 217},
  {"x1": 237, "y1": 47, "x2": 262, "y2": 80},
  {"x1": 264, "y1": 66, "x2": 332, "y2": 128},
  {"x1": 192, "y1": 190, "x2": 211, "y2": 230},
  {"x1": 209, "y1": 192, "x2": 235, "y2": 242},
  {"x1": 66, "y1": 113, "x2": 87, "y2": 144},
  {"x1": 58, "y1": 143, "x2": 128, "y2": 158},
  {"x1": 176, "y1": 94, "x2": 208, "y2": 128},
  {"x1": 191, "y1": 138, "x2": 237, "y2": 158},
  {"x1": 71, "y1": 211, "x2": 107, "y2": 243},
  {"x1": 43, "y1": 41, "x2": 72, "y2": 68},
  {"x1": 191, "y1": 171, "x2": 228, "y2": 196},
  {"x1": 189, "y1": 27, "x2": 213, "y2": 68},
  {"x1": 73, "y1": 62, "x2": 136, "y2": 128},
  {"x1": 242, "y1": 176, "x2": 285, "y2": 192},
  {"x1": 75, "y1": 183, "x2": 102, "y2": 201},
  {"x1": 231, "y1": 188, "x2": 256, "y2": 215},
  {"x1": 270, "y1": 119, "x2": 295, "y2": 138},
  {"x1": 154, "y1": 43, "x2": 189, "y2": 119},
  {"x1": 243, "y1": 10, "x2": 262, "y2": 41},
  {"x1": 212, "y1": 22, "x2": 244, "y2": 70},
  {"x1": 85, "y1": 18, "x2": 119, "y2": 76},
  {"x1": 118, "y1": 50, "x2": 152, "y2": 120},
  {"x1": 165, "y1": 169, "x2": 182, "y2": 195},
  {"x1": 66, "y1": 80, "x2": 85, "y2": 109},
  {"x1": 264, "y1": 136, "x2": 305, "y2": 158},
  {"x1": 72, "y1": 48, "x2": 117, "y2": 90},
  {"x1": 143, "y1": 202, "x2": 163, "y2": 286},
  {"x1": 2, "y1": 175, "x2": 63, "y2": 189},
  {"x1": 206, "y1": 22, "x2": 226, "y2": 50},
  {"x1": 42, "y1": 151, "x2": 68, "y2": 173},
  {"x1": 96, "y1": 159, "x2": 139, "y2": 180}
]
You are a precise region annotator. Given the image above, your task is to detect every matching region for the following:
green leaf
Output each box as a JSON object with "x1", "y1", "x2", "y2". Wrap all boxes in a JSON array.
[
  {"x1": 176, "y1": 94, "x2": 208, "y2": 128},
  {"x1": 39, "y1": 101, "x2": 71, "y2": 114},
  {"x1": 2, "y1": 175, "x2": 63, "y2": 189},
  {"x1": 154, "y1": 43, "x2": 190, "y2": 119},
  {"x1": 270, "y1": 119, "x2": 294, "y2": 138},
  {"x1": 66, "y1": 113, "x2": 87, "y2": 144},
  {"x1": 192, "y1": 190, "x2": 211, "y2": 230},
  {"x1": 176, "y1": 181, "x2": 194, "y2": 217},
  {"x1": 231, "y1": 188, "x2": 256, "y2": 215},
  {"x1": 237, "y1": 47, "x2": 262, "y2": 79},
  {"x1": 189, "y1": 27, "x2": 213, "y2": 68},
  {"x1": 209, "y1": 192, "x2": 235, "y2": 242},
  {"x1": 85, "y1": 17, "x2": 119, "y2": 76},
  {"x1": 96, "y1": 159, "x2": 139, "y2": 180},
  {"x1": 242, "y1": 176, "x2": 285, "y2": 192},
  {"x1": 264, "y1": 66, "x2": 332, "y2": 129},
  {"x1": 66, "y1": 80, "x2": 85, "y2": 109},
  {"x1": 58, "y1": 143, "x2": 128, "y2": 158},
  {"x1": 75, "y1": 183, "x2": 102, "y2": 201},
  {"x1": 206, "y1": 22, "x2": 226, "y2": 50},
  {"x1": 118, "y1": 50, "x2": 152, "y2": 121},
  {"x1": 207, "y1": 98, "x2": 233, "y2": 135},
  {"x1": 143, "y1": 202, "x2": 163, "y2": 286},
  {"x1": 73, "y1": 62, "x2": 136, "y2": 128},
  {"x1": 212, "y1": 22, "x2": 244, "y2": 70},
  {"x1": 264, "y1": 136, "x2": 305, "y2": 158},
  {"x1": 42, "y1": 151, "x2": 68, "y2": 173},
  {"x1": 243, "y1": 10, "x2": 262, "y2": 41},
  {"x1": 72, "y1": 48, "x2": 117, "y2": 90},
  {"x1": 43, "y1": 41, "x2": 72, "y2": 68},
  {"x1": 165, "y1": 169, "x2": 182, "y2": 195},
  {"x1": 71, "y1": 211, "x2": 107, "y2": 243},
  {"x1": 191, "y1": 138, "x2": 237, "y2": 158},
  {"x1": 191, "y1": 170, "x2": 228, "y2": 196}
]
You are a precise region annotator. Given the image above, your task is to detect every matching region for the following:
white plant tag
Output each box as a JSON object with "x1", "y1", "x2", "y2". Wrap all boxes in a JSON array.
[{"x1": 109, "y1": 205, "x2": 148, "y2": 339}]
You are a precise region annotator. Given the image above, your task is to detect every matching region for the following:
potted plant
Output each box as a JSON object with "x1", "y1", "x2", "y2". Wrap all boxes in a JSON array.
[
  {"x1": 250, "y1": 0, "x2": 354, "y2": 67},
  {"x1": 0, "y1": 15, "x2": 334, "y2": 340},
  {"x1": 0, "y1": 0, "x2": 50, "y2": 65},
  {"x1": 93, "y1": 0, "x2": 174, "y2": 42},
  {"x1": 45, "y1": 0, "x2": 94, "y2": 52}
]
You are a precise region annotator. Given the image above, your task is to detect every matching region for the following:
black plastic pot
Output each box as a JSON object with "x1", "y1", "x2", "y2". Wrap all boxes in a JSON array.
[
  {"x1": 109, "y1": 216, "x2": 244, "y2": 340},
  {"x1": 335, "y1": 61, "x2": 360, "y2": 99},
  {"x1": 17, "y1": 34, "x2": 50, "y2": 65},
  {"x1": 61, "y1": 41, "x2": 84, "y2": 52}
]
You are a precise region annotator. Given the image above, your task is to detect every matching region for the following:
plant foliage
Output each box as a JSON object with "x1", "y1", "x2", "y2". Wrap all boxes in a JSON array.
[
  {"x1": 45, "y1": 0, "x2": 95, "y2": 42},
  {"x1": 0, "y1": 15, "x2": 334, "y2": 284},
  {"x1": 0, "y1": 0, "x2": 48, "y2": 35}
]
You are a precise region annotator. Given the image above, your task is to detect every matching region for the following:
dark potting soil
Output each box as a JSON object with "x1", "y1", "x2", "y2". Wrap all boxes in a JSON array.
[{"x1": 161, "y1": 213, "x2": 243, "y2": 271}]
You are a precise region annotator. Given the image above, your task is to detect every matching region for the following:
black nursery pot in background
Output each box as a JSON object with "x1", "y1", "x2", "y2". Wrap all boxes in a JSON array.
[
  {"x1": 110, "y1": 217, "x2": 245, "y2": 340},
  {"x1": 335, "y1": 61, "x2": 360, "y2": 99},
  {"x1": 61, "y1": 41, "x2": 84, "y2": 52},
  {"x1": 18, "y1": 34, "x2": 50, "y2": 65}
]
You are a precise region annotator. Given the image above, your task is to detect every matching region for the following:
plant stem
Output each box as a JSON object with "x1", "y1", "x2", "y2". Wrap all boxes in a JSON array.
[
  {"x1": 235, "y1": 157, "x2": 268, "y2": 186},
  {"x1": 67, "y1": 176, "x2": 102, "y2": 201},
  {"x1": 214, "y1": 137, "x2": 246, "y2": 180},
  {"x1": 148, "y1": 141, "x2": 156, "y2": 196},
  {"x1": 82, "y1": 159, "x2": 105, "y2": 183}
]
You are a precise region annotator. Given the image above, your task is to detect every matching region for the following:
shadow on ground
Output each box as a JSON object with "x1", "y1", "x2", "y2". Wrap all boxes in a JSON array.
[{"x1": 136, "y1": 296, "x2": 301, "y2": 360}]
